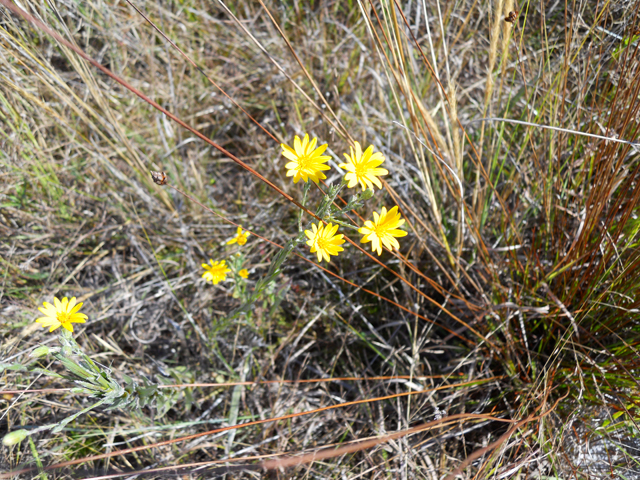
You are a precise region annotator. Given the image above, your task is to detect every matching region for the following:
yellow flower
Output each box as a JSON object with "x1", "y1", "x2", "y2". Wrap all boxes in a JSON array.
[
  {"x1": 35, "y1": 297, "x2": 88, "y2": 333},
  {"x1": 227, "y1": 226, "x2": 250, "y2": 246},
  {"x1": 304, "y1": 222, "x2": 346, "y2": 263},
  {"x1": 202, "y1": 259, "x2": 231, "y2": 285},
  {"x1": 281, "y1": 134, "x2": 331, "y2": 183},
  {"x1": 339, "y1": 141, "x2": 388, "y2": 191},
  {"x1": 358, "y1": 206, "x2": 407, "y2": 255},
  {"x1": 238, "y1": 268, "x2": 249, "y2": 279}
]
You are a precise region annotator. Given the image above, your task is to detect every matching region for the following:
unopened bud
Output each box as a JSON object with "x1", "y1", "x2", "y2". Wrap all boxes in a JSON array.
[
  {"x1": 361, "y1": 188, "x2": 374, "y2": 200},
  {"x1": 2, "y1": 429, "x2": 28, "y2": 446},
  {"x1": 30, "y1": 346, "x2": 51, "y2": 358}
]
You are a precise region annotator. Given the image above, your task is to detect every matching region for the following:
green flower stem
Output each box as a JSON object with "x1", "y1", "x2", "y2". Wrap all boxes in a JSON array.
[
  {"x1": 324, "y1": 217, "x2": 360, "y2": 231},
  {"x1": 316, "y1": 180, "x2": 345, "y2": 219},
  {"x1": 229, "y1": 231, "x2": 307, "y2": 319},
  {"x1": 230, "y1": 178, "x2": 350, "y2": 320},
  {"x1": 298, "y1": 181, "x2": 312, "y2": 233},
  {"x1": 51, "y1": 398, "x2": 109, "y2": 433}
]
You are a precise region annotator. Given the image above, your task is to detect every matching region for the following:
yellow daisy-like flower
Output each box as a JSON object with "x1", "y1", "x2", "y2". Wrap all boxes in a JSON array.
[
  {"x1": 238, "y1": 268, "x2": 249, "y2": 279},
  {"x1": 35, "y1": 297, "x2": 88, "y2": 333},
  {"x1": 358, "y1": 206, "x2": 408, "y2": 256},
  {"x1": 281, "y1": 134, "x2": 331, "y2": 183},
  {"x1": 339, "y1": 141, "x2": 388, "y2": 191},
  {"x1": 202, "y1": 259, "x2": 231, "y2": 285},
  {"x1": 227, "y1": 226, "x2": 250, "y2": 246},
  {"x1": 304, "y1": 222, "x2": 346, "y2": 263}
]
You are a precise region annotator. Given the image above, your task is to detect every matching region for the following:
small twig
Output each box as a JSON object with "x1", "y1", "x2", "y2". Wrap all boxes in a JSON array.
[
  {"x1": 541, "y1": 282, "x2": 580, "y2": 340},
  {"x1": 0, "y1": 374, "x2": 472, "y2": 396},
  {"x1": 0, "y1": 378, "x2": 499, "y2": 478},
  {"x1": 468, "y1": 117, "x2": 640, "y2": 149}
]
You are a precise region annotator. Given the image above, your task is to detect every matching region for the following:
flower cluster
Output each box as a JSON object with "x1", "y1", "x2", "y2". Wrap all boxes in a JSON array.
[
  {"x1": 281, "y1": 134, "x2": 407, "y2": 262},
  {"x1": 35, "y1": 230, "x2": 253, "y2": 333},
  {"x1": 201, "y1": 226, "x2": 252, "y2": 286}
]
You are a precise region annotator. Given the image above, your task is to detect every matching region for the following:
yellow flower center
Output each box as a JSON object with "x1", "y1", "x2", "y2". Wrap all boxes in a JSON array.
[
  {"x1": 317, "y1": 237, "x2": 329, "y2": 250},
  {"x1": 354, "y1": 162, "x2": 366, "y2": 176},
  {"x1": 57, "y1": 311, "x2": 70, "y2": 324},
  {"x1": 374, "y1": 219, "x2": 393, "y2": 237},
  {"x1": 297, "y1": 154, "x2": 313, "y2": 171}
]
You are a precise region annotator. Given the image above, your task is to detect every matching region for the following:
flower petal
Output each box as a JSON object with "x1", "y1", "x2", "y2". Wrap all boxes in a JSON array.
[
  {"x1": 369, "y1": 176, "x2": 383, "y2": 190},
  {"x1": 312, "y1": 143, "x2": 327, "y2": 156},
  {"x1": 354, "y1": 141, "x2": 363, "y2": 159},
  {"x1": 281, "y1": 143, "x2": 297, "y2": 155},
  {"x1": 389, "y1": 228, "x2": 408, "y2": 237},
  {"x1": 38, "y1": 304, "x2": 56, "y2": 317},
  {"x1": 36, "y1": 317, "x2": 59, "y2": 327},
  {"x1": 66, "y1": 297, "x2": 77, "y2": 313},
  {"x1": 69, "y1": 302, "x2": 84, "y2": 315},
  {"x1": 307, "y1": 136, "x2": 317, "y2": 152},
  {"x1": 282, "y1": 150, "x2": 300, "y2": 162}
]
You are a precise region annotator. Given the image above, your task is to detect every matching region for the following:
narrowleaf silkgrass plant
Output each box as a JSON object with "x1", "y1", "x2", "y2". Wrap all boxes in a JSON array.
[
  {"x1": 188, "y1": 134, "x2": 405, "y2": 321},
  {"x1": 3, "y1": 327, "x2": 169, "y2": 446}
]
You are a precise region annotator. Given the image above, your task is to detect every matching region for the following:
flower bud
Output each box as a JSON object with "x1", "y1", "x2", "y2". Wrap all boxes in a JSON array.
[
  {"x1": 2, "y1": 429, "x2": 28, "y2": 446},
  {"x1": 361, "y1": 188, "x2": 374, "y2": 201},
  {"x1": 30, "y1": 346, "x2": 51, "y2": 358}
]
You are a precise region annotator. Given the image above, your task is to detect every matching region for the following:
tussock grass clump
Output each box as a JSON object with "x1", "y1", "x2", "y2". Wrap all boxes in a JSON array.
[{"x1": 1, "y1": 0, "x2": 640, "y2": 478}]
